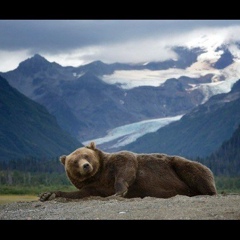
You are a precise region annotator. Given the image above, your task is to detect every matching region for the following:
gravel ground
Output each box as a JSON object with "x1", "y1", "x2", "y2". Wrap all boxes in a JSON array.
[{"x1": 0, "y1": 193, "x2": 240, "y2": 220}]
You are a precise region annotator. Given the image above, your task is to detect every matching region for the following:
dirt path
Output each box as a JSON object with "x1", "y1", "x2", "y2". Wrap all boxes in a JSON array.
[{"x1": 0, "y1": 193, "x2": 240, "y2": 220}]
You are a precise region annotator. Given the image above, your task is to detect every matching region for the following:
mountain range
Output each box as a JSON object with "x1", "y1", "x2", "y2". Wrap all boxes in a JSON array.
[
  {"x1": 1, "y1": 49, "x2": 211, "y2": 141},
  {"x1": 1, "y1": 34, "x2": 240, "y2": 160}
]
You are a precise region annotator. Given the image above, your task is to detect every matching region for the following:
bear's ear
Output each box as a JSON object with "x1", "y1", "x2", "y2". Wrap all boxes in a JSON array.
[
  {"x1": 87, "y1": 141, "x2": 96, "y2": 150},
  {"x1": 60, "y1": 155, "x2": 67, "y2": 165}
]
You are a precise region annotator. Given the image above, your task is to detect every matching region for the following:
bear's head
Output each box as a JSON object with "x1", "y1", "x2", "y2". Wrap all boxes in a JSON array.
[{"x1": 60, "y1": 142, "x2": 100, "y2": 183}]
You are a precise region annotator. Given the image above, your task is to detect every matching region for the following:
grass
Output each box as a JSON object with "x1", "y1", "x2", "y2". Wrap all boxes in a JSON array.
[
  {"x1": 0, "y1": 195, "x2": 39, "y2": 204},
  {"x1": 0, "y1": 185, "x2": 77, "y2": 205},
  {"x1": 0, "y1": 184, "x2": 76, "y2": 195}
]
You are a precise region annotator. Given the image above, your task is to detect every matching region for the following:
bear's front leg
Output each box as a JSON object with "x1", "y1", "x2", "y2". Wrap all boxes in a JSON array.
[
  {"x1": 110, "y1": 153, "x2": 138, "y2": 197},
  {"x1": 39, "y1": 190, "x2": 84, "y2": 202},
  {"x1": 39, "y1": 188, "x2": 100, "y2": 202},
  {"x1": 114, "y1": 178, "x2": 129, "y2": 197}
]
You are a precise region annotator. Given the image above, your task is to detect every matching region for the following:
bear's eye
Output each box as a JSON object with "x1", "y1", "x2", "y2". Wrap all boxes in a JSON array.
[{"x1": 73, "y1": 160, "x2": 78, "y2": 164}]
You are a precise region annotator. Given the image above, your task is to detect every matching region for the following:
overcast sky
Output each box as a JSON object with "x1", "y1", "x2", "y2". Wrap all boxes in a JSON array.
[{"x1": 1, "y1": 19, "x2": 240, "y2": 72}]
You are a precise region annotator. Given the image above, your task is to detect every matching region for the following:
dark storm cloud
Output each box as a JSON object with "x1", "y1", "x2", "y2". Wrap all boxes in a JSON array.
[{"x1": 1, "y1": 19, "x2": 240, "y2": 54}]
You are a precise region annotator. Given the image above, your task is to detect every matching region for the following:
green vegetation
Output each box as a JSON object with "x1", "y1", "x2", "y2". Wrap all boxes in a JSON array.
[
  {"x1": 0, "y1": 156, "x2": 76, "y2": 196},
  {"x1": 214, "y1": 176, "x2": 240, "y2": 194},
  {"x1": 0, "y1": 184, "x2": 76, "y2": 195}
]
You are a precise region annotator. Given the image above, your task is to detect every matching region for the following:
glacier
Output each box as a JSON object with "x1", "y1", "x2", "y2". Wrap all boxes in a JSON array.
[{"x1": 83, "y1": 115, "x2": 183, "y2": 149}]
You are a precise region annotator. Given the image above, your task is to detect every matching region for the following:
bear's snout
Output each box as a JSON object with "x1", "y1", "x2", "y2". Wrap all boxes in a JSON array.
[
  {"x1": 83, "y1": 163, "x2": 90, "y2": 170},
  {"x1": 79, "y1": 160, "x2": 93, "y2": 175}
]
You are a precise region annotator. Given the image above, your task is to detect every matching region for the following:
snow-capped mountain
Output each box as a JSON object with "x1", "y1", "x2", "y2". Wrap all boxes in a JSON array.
[
  {"x1": 1, "y1": 33, "x2": 240, "y2": 153},
  {"x1": 101, "y1": 44, "x2": 240, "y2": 101}
]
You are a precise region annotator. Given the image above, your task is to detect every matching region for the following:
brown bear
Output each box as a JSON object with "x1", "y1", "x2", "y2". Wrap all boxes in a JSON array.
[{"x1": 39, "y1": 142, "x2": 217, "y2": 201}]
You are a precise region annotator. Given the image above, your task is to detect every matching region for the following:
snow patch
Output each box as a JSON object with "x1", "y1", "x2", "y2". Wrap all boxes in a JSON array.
[
  {"x1": 73, "y1": 72, "x2": 84, "y2": 78},
  {"x1": 102, "y1": 68, "x2": 216, "y2": 89}
]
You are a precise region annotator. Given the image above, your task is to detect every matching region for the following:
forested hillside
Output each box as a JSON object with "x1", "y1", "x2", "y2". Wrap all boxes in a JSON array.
[
  {"x1": 0, "y1": 75, "x2": 82, "y2": 161},
  {"x1": 198, "y1": 124, "x2": 240, "y2": 176}
]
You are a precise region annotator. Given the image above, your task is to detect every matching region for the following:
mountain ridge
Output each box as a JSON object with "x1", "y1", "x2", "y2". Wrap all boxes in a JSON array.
[
  {"x1": 1, "y1": 51, "x2": 219, "y2": 142},
  {"x1": 0, "y1": 75, "x2": 82, "y2": 161}
]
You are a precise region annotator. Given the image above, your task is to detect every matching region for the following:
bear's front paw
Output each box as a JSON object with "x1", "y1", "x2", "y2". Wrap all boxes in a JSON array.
[
  {"x1": 39, "y1": 192, "x2": 56, "y2": 202},
  {"x1": 114, "y1": 189, "x2": 128, "y2": 197},
  {"x1": 105, "y1": 194, "x2": 124, "y2": 201}
]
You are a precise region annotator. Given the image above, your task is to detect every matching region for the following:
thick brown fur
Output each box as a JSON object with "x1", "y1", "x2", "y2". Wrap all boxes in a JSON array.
[{"x1": 39, "y1": 142, "x2": 217, "y2": 201}]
